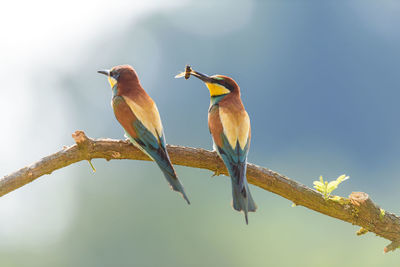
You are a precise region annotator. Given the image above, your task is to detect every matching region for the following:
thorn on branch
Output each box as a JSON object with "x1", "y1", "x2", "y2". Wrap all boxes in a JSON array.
[
  {"x1": 384, "y1": 241, "x2": 400, "y2": 253},
  {"x1": 88, "y1": 160, "x2": 96, "y2": 172}
]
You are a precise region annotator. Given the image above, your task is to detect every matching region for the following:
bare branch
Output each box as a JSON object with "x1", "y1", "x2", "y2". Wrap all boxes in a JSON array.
[{"x1": 1, "y1": 130, "x2": 400, "y2": 252}]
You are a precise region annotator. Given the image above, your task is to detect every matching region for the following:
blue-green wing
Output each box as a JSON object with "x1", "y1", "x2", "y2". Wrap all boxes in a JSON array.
[
  {"x1": 113, "y1": 95, "x2": 189, "y2": 204},
  {"x1": 216, "y1": 133, "x2": 256, "y2": 219},
  {"x1": 216, "y1": 133, "x2": 249, "y2": 192},
  {"x1": 128, "y1": 118, "x2": 189, "y2": 204}
]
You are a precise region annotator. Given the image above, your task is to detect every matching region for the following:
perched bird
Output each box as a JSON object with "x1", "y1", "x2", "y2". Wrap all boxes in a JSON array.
[
  {"x1": 98, "y1": 65, "x2": 190, "y2": 204},
  {"x1": 176, "y1": 66, "x2": 257, "y2": 224}
]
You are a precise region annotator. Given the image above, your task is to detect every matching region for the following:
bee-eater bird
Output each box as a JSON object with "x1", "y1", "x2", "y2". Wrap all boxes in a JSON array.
[
  {"x1": 98, "y1": 65, "x2": 190, "y2": 204},
  {"x1": 176, "y1": 66, "x2": 257, "y2": 224}
]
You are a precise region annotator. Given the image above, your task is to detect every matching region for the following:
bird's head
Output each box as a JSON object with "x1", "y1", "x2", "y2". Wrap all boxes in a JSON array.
[
  {"x1": 98, "y1": 65, "x2": 139, "y2": 89},
  {"x1": 176, "y1": 66, "x2": 239, "y2": 97}
]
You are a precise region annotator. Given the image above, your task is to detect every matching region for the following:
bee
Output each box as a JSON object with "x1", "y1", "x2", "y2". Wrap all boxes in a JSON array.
[
  {"x1": 175, "y1": 65, "x2": 192, "y2": 80},
  {"x1": 184, "y1": 65, "x2": 192, "y2": 79}
]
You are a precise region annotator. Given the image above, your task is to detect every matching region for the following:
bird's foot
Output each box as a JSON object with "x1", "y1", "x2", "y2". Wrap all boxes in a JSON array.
[
  {"x1": 211, "y1": 151, "x2": 222, "y2": 177},
  {"x1": 212, "y1": 167, "x2": 222, "y2": 177}
]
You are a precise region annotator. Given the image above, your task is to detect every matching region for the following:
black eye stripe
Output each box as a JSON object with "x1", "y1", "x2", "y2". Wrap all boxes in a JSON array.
[
  {"x1": 110, "y1": 70, "x2": 120, "y2": 80},
  {"x1": 218, "y1": 80, "x2": 234, "y2": 91}
]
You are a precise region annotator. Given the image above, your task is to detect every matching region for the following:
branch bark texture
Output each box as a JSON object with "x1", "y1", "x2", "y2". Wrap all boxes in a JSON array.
[{"x1": 1, "y1": 130, "x2": 399, "y2": 252}]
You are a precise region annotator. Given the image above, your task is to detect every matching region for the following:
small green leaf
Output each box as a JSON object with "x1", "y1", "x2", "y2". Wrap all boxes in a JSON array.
[
  {"x1": 313, "y1": 181, "x2": 324, "y2": 187},
  {"x1": 329, "y1": 195, "x2": 350, "y2": 204},
  {"x1": 337, "y1": 174, "x2": 349, "y2": 182},
  {"x1": 356, "y1": 227, "x2": 369, "y2": 236},
  {"x1": 327, "y1": 180, "x2": 340, "y2": 193},
  {"x1": 329, "y1": 195, "x2": 342, "y2": 201},
  {"x1": 313, "y1": 174, "x2": 349, "y2": 200},
  {"x1": 313, "y1": 181, "x2": 325, "y2": 192},
  {"x1": 380, "y1": 208, "x2": 385, "y2": 220}
]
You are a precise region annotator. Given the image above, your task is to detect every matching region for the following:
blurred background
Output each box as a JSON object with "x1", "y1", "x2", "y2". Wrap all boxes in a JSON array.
[{"x1": 1, "y1": 0, "x2": 400, "y2": 266}]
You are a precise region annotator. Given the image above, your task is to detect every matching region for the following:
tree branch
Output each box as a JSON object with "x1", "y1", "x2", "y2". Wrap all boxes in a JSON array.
[{"x1": 1, "y1": 130, "x2": 399, "y2": 252}]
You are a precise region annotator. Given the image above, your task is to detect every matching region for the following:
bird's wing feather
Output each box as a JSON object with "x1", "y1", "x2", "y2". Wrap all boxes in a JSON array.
[
  {"x1": 113, "y1": 95, "x2": 189, "y2": 203},
  {"x1": 112, "y1": 95, "x2": 140, "y2": 139},
  {"x1": 209, "y1": 105, "x2": 250, "y2": 188},
  {"x1": 130, "y1": 118, "x2": 174, "y2": 177},
  {"x1": 217, "y1": 134, "x2": 250, "y2": 189},
  {"x1": 112, "y1": 95, "x2": 172, "y2": 175},
  {"x1": 122, "y1": 95, "x2": 163, "y2": 139},
  {"x1": 219, "y1": 106, "x2": 250, "y2": 150}
]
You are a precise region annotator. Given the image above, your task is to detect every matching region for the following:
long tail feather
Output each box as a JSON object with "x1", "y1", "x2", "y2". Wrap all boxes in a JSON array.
[
  {"x1": 158, "y1": 163, "x2": 190, "y2": 205},
  {"x1": 125, "y1": 132, "x2": 190, "y2": 204},
  {"x1": 246, "y1": 183, "x2": 257, "y2": 212},
  {"x1": 231, "y1": 179, "x2": 257, "y2": 224}
]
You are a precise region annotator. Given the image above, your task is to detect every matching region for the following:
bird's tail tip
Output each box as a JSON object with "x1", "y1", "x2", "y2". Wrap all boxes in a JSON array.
[
  {"x1": 163, "y1": 171, "x2": 191, "y2": 205},
  {"x1": 168, "y1": 182, "x2": 190, "y2": 205},
  {"x1": 232, "y1": 181, "x2": 257, "y2": 224},
  {"x1": 181, "y1": 191, "x2": 191, "y2": 205}
]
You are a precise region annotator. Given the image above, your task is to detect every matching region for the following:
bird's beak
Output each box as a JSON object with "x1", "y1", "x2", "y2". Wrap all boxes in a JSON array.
[
  {"x1": 97, "y1": 70, "x2": 110, "y2": 76},
  {"x1": 190, "y1": 70, "x2": 215, "y2": 83},
  {"x1": 175, "y1": 66, "x2": 215, "y2": 83}
]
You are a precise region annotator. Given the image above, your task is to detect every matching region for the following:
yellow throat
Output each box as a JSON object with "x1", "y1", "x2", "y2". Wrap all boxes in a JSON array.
[
  {"x1": 205, "y1": 83, "x2": 230, "y2": 97},
  {"x1": 108, "y1": 76, "x2": 117, "y2": 88}
]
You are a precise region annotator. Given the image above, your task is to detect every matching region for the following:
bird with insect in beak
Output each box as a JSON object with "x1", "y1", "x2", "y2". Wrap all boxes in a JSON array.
[
  {"x1": 176, "y1": 65, "x2": 257, "y2": 224},
  {"x1": 98, "y1": 65, "x2": 190, "y2": 204}
]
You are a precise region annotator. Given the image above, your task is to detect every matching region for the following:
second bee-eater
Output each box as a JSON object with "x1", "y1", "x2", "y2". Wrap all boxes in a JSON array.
[
  {"x1": 176, "y1": 66, "x2": 257, "y2": 224},
  {"x1": 98, "y1": 65, "x2": 190, "y2": 204}
]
